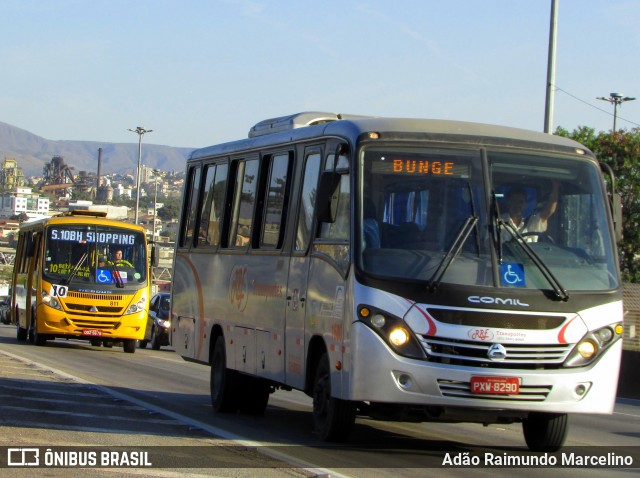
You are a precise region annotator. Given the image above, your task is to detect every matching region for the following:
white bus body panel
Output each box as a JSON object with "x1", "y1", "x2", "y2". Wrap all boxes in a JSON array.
[{"x1": 347, "y1": 286, "x2": 623, "y2": 415}]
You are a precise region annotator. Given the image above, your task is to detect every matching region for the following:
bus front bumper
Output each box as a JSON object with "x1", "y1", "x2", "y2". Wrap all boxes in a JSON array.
[{"x1": 346, "y1": 322, "x2": 621, "y2": 416}]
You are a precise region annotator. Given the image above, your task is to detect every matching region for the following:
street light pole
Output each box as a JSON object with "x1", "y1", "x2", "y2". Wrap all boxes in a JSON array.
[
  {"x1": 153, "y1": 170, "x2": 159, "y2": 240},
  {"x1": 127, "y1": 126, "x2": 153, "y2": 224},
  {"x1": 596, "y1": 93, "x2": 636, "y2": 133}
]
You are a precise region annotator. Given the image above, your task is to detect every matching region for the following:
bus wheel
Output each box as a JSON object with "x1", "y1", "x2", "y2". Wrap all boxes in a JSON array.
[
  {"x1": 312, "y1": 353, "x2": 356, "y2": 442},
  {"x1": 238, "y1": 377, "x2": 270, "y2": 415},
  {"x1": 151, "y1": 327, "x2": 161, "y2": 350},
  {"x1": 16, "y1": 324, "x2": 28, "y2": 341},
  {"x1": 210, "y1": 336, "x2": 239, "y2": 413},
  {"x1": 123, "y1": 340, "x2": 136, "y2": 353},
  {"x1": 29, "y1": 314, "x2": 48, "y2": 346},
  {"x1": 522, "y1": 412, "x2": 568, "y2": 452}
]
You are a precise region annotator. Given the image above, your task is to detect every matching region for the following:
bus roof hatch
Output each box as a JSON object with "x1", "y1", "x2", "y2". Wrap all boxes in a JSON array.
[{"x1": 248, "y1": 112, "x2": 341, "y2": 138}]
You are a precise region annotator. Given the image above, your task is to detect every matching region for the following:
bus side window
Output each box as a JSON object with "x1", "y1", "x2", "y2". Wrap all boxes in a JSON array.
[
  {"x1": 228, "y1": 159, "x2": 259, "y2": 249},
  {"x1": 261, "y1": 153, "x2": 293, "y2": 249},
  {"x1": 318, "y1": 152, "x2": 350, "y2": 241},
  {"x1": 198, "y1": 161, "x2": 228, "y2": 248},
  {"x1": 210, "y1": 163, "x2": 228, "y2": 248},
  {"x1": 179, "y1": 165, "x2": 201, "y2": 248},
  {"x1": 198, "y1": 164, "x2": 217, "y2": 247},
  {"x1": 295, "y1": 151, "x2": 322, "y2": 252}
]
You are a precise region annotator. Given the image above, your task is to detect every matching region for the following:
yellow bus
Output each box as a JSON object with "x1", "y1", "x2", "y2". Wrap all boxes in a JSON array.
[{"x1": 11, "y1": 211, "x2": 155, "y2": 353}]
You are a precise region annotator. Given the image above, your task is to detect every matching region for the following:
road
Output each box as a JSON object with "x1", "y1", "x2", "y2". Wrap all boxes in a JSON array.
[{"x1": 0, "y1": 324, "x2": 638, "y2": 477}]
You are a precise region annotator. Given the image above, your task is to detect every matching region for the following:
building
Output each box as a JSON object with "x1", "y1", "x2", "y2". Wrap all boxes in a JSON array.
[
  {"x1": 0, "y1": 187, "x2": 50, "y2": 221},
  {"x1": 113, "y1": 183, "x2": 133, "y2": 199},
  {"x1": 0, "y1": 158, "x2": 25, "y2": 191}
]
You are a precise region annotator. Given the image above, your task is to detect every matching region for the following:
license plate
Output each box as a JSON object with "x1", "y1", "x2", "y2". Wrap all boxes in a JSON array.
[
  {"x1": 470, "y1": 376, "x2": 520, "y2": 395},
  {"x1": 82, "y1": 329, "x2": 103, "y2": 337}
]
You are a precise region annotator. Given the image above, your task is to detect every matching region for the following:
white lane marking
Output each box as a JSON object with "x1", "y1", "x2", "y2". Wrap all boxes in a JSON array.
[{"x1": 0, "y1": 349, "x2": 351, "y2": 478}]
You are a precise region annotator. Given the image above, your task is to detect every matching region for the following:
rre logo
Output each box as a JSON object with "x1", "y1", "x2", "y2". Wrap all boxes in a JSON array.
[{"x1": 468, "y1": 328, "x2": 494, "y2": 341}]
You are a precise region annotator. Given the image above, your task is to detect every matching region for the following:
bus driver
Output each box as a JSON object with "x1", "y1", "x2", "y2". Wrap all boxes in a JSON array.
[
  {"x1": 502, "y1": 181, "x2": 559, "y2": 242},
  {"x1": 113, "y1": 249, "x2": 133, "y2": 267}
]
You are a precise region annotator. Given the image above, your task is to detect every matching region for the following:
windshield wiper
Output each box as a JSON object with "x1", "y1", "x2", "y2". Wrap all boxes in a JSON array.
[
  {"x1": 492, "y1": 191, "x2": 504, "y2": 264},
  {"x1": 429, "y1": 214, "x2": 478, "y2": 292},
  {"x1": 429, "y1": 182, "x2": 480, "y2": 292},
  {"x1": 501, "y1": 221, "x2": 570, "y2": 301},
  {"x1": 63, "y1": 252, "x2": 87, "y2": 284}
]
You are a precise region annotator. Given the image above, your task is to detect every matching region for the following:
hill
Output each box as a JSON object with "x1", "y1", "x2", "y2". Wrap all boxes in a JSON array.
[{"x1": 0, "y1": 121, "x2": 194, "y2": 177}]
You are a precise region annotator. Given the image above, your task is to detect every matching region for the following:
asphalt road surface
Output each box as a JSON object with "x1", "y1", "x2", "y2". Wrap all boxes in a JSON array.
[{"x1": 0, "y1": 324, "x2": 638, "y2": 477}]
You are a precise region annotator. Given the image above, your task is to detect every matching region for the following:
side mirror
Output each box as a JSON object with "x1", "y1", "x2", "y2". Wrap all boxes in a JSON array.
[
  {"x1": 150, "y1": 244, "x2": 160, "y2": 268},
  {"x1": 316, "y1": 171, "x2": 341, "y2": 224},
  {"x1": 612, "y1": 192, "x2": 623, "y2": 243},
  {"x1": 600, "y1": 162, "x2": 623, "y2": 243}
]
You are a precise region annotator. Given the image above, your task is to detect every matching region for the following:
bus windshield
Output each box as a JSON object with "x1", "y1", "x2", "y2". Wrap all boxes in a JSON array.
[
  {"x1": 43, "y1": 225, "x2": 148, "y2": 287},
  {"x1": 359, "y1": 146, "x2": 618, "y2": 292}
]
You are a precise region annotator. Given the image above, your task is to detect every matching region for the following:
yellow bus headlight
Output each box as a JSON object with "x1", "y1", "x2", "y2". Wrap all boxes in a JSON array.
[
  {"x1": 125, "y1": 296, "x2": 147, "y2": 315},
  {"x1": 42, "y1": 292, "x2": 62, "y2": 310}
]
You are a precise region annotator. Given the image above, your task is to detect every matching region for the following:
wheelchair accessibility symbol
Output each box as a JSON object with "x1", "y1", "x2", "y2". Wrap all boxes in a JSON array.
[
  {"x1": 96, "y1": 269, "x2": 112, "y2": 284},
  {"x1": 500, "y1": 263, "x2": 525, "y2": 287}
]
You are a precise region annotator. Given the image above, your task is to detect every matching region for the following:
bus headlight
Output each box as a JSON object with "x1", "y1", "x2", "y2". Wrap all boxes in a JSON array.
[
  {"x1": 358, "y1": 305, "x2": 425, "y2": 359},
  {"x1": 576, "y1": 340, "x2": 597, "y2": 359},
  {"x1": 389, "y1": 327, "x2": 410, "y2": 347},
  {"x1": 564, "y1": 323, "x2": 622, "y2": 368},
  {"x1": 42, "y1": 292, "x2": 62, "y2": 310},
  {"x1": 125, "y1": 296, "x2": 147, "y2": 315}
]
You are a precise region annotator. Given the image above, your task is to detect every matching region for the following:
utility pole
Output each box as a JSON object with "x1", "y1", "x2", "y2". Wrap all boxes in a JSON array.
[
  {"x1": 544, "y1": 0, "x2": 559, "y2": 134},
  {"x1": 596, "y1": 93, "x2": 636, "y2": 133},
  {"x1": 127, "y1": 127, "x2": 153, "y2": 225}
]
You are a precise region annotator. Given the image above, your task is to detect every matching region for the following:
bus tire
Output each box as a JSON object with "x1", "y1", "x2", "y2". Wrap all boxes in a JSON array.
[
  {"x1": 123, "y1": 340, "x2": 136, "y2": 353},
  {"x1": 522, "y1": 412, "x2": 568, "y2": 452},
  {"x1": 29, "y1": 312, "x2": 48, "y2": 346},
  {"x1": 17, "y1": 324, "x2": 28, "y2": 341},
  {"x1": 151, "y1": 327, "x2": 161, "y2": 350},
  {"x1": 312, "y1": 353, "x2": 356, "y2": 442},
  {"x1": 210, "y1": 336, "x2": 239, "y2": 413},
  {"x1": 238, "y1": 376, "x2": 270, "y2": 415}
]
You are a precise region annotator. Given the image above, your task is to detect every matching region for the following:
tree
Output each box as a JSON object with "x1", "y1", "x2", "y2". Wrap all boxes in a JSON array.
[
  {"x1": 156, "y1": 195, "x2": 181, "y2": 221},
  {"x1": 555, "y1": 126, "x2": 640, "y2": 282},
  {"x1": 11, "y1": 212, "x2": 29, "y2": 224}
]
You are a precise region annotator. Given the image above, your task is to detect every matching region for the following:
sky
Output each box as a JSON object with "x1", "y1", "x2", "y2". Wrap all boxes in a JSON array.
[{"x1": 0, "y1": 0, "x2": 639, "y2": 150}]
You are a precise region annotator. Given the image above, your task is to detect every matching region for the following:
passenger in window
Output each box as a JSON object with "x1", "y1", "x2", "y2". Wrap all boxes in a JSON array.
[
  {"x1": 501, "y1": 181, "x2": 559, "y2": 242},
  {"x1": 363, "y1": 198, "x2": 381, "y2": 248}
]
